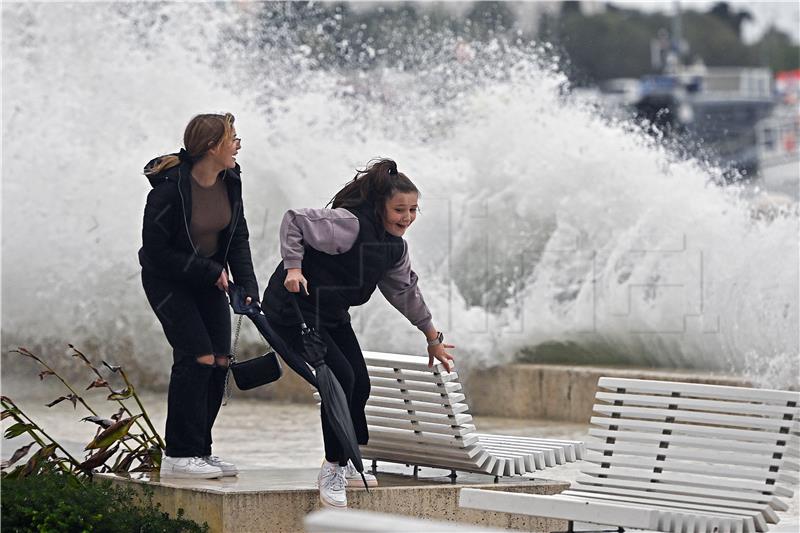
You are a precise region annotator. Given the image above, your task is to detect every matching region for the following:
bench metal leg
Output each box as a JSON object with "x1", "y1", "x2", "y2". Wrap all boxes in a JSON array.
[
  {"x1": 449, "y1": 469, "x2": 457, "y2": 484},
  {"x1": 371, "y1": 459, "x2": 377, "y2": 475},
  {"x1": 413, "y1": 465, "x2": 419, "y2": 479}
]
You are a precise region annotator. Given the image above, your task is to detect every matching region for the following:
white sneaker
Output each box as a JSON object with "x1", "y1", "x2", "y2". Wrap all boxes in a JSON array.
[
  {"x1": 344, "y1": 460, "x2": 378, "y2": 488},
  {"x1": 202, "y1": 455, "x2": 238, "y2": 477},
  {"x1": 160, "y1": 456, "x2": 223, "y2": 479},
  {"x1": 317, "y1": 461, "x2": 347, "y2": 508}
]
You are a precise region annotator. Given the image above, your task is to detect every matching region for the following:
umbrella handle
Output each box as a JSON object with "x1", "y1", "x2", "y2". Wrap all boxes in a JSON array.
[{"x1": 287, "y1": 289, "x2": 309, "y2": 330}]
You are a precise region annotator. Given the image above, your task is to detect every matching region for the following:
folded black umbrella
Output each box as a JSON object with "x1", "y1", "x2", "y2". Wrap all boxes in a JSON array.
[
  {"x1": 288, "y1": 293, "x2": 370, "y2": 492},
  {"x1": 227, "y1": 283, "x2": 317, "y2": 388}
]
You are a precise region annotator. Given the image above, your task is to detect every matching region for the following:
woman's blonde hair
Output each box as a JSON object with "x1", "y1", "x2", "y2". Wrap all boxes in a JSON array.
[{"x1": 145, "y1": 112, "x2": 236, "y2": 175}]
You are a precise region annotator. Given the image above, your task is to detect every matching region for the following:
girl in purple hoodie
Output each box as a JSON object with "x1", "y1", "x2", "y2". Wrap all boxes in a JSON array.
[{"x1": 262, "y1": 159, "x2": 455, "y2": 508}]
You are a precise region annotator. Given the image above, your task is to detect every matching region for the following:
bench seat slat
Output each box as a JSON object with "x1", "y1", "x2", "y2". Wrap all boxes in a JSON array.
[
  {"x1": 565, "y1": 485, "x2": 780, "y2": 524},
  {"x1": 478, "y1": 440, "x2": 558, "y2": 466},
  {"x1": 480, "y1": 447, "x2": 537, "y2": 471},
  {"x1": 560, "y1": 491, "x2": 769, "y2": 530},
  {"x1": 479, "y1": 439, "x2": 556, "y2": 462},
  {"x1": 579, "y1": 465, "x2": 792, "y2": 498},
  {"x1": 459, "y1": 489, "x2": 662, "y2": 530},
  {"x1": 481, "y1": 443, "x2": 545, "y2": 470},
  {"x1": 574, "y1": 474, "x2": 788, "y2": 512},
  {"x1": 485, "y1": 452, "x2": 524, "y2": 475},
  {"x1": 477, "y1": 433, "x2": 586, "y2": 460},
  {"x1": 362, "y1": 445, "x2": 495, "y2": 474},
  {"x1": 362, "y1": 439, "x2": 484, "y2": 459},
  {"x1": 477, "y1": 435, "x2": 569, "y2": 463},
  {"x1": 561, "y1": 499, "x2": 758, "y2": 533},
  {"x1": 581, "y1": 451, "x2": 790, "y2": 491}
]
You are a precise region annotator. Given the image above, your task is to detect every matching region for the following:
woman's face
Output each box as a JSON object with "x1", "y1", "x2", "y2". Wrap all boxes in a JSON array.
[
  {"x1": 210, "y1": 128, "x2": 240, "y2": 169},
  {"x1": 383, "y1": 191, "x2": 418, "y2": 237}
]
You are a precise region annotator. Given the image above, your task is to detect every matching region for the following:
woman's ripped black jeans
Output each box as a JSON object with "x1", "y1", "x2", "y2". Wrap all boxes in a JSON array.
[{"x1": 142, "y1": 271, "x2": 231, "y2": 458}]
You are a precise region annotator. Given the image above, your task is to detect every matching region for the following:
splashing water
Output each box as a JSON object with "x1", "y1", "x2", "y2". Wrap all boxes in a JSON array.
[{"x1": 2, "y1": 3, "x2": 797, "y2": 388}]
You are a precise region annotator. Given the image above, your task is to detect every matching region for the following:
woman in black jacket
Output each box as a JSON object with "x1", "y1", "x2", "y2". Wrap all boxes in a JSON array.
[
  {"x1": 262, "y1": 159, "x2": 455, "y2": 507},
  {"x1": 139, "y1": 112, "x2": 259, "y2": 479}
]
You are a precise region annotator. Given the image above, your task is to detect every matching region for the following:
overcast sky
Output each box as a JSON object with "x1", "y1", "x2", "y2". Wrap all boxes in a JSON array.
[{"x1": 613, "y1": 1, "x2": 800, "y2": 44}]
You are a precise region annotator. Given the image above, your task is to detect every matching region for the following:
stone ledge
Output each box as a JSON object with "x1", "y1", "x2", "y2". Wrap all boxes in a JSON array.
[
  {"x1": 99, "y1": 466, "x2": 569, "y2": 533},
  {"x1": 463, "y1": 364, "x2": 750, "y2": 422}
]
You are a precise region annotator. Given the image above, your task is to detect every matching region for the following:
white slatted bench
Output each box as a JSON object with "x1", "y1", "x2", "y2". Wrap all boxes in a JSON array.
[
  {"x1": 459, "y1": 377, "x2": 800, "y2": 533},
  {"x1": 304, "y1": 509, "x2": 507, "y2": 533},
  {"x1": 357, "y1": 351, "x2": 585, "y2": 480}
]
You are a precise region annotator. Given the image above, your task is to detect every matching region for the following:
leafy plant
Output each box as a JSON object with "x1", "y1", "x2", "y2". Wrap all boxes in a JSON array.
[
  {"x1": 1, "y1": 472, "x2": 208, "y2": 532},
  {"x1": 2, "y1": 345, "x2": 165, "y2": 479}
]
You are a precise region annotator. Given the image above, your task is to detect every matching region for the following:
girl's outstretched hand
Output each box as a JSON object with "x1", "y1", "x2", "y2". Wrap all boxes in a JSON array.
[
  {"x1": 427, "y1": 343, "x2": 455, "y2": 373},
  {"x1": 284, "y1": 268, "x2": 309, "y2": 295}
]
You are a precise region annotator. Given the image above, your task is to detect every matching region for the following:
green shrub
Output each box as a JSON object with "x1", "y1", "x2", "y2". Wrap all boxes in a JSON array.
[{"x1": 1, "y1": 472, "x2": 207, "y2": 532}]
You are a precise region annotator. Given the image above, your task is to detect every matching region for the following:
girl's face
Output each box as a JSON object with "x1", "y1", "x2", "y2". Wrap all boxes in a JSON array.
[
  {"x1": 383, "y1": 191, "x2": 418, "y2": 237},
  {"x1": 210, "y1": 128, "x2": 240, "y2": 169}
]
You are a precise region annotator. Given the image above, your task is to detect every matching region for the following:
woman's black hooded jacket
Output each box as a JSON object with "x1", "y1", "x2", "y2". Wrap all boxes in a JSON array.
[{"x1": 138, "y1": 157, "x2": 259, "y2": 301}]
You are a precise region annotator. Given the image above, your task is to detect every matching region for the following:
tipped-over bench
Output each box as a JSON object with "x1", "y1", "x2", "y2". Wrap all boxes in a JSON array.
[
  {"x1": 357, "y1": 351, "x2": 585, "y2": 479},
  {"x1": 460, "y1": 377, "x2": 800, "y2": 533}
]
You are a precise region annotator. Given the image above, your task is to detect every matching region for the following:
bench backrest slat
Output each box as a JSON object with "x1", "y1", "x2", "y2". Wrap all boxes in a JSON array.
[
  {"x1": 597, "y1": 377, "x2": 800, "y2": 405},
  {"x1": 595, "y1": 391, "x2": 800, "y2": 420},
  {"x1": 367, "y1": 366, "x2": 460, "y2": 384},
  {"x1": 593, "y1": 404, "x2": 800, "y2": 432},
  {"x1": 369, "y1": 376, "x2": 462, "y2": 395},
  {"x1": 366, "y1": 396, "x2": 469, "y2": 415},
  {"x1": 586, "y1": 439, "x2": 798, "y2": 477},
  {"x1": 364, "y1": 351, "x2": 448, "y2": 373},
  {"x1": 590, "y1": 416, "x2": 800, "y2": 447},
  {"x1": 588, "y1": 428, "x2": 798, "y2": 458},
  {"x1": 365, "y1": 405, "x2": 473, "y2": 425}
]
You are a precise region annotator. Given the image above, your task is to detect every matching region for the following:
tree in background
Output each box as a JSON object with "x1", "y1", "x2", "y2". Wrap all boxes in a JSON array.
[
  {"x1": 681, "y1": 7, "x2": 755, "y2": 67},
  {"x1": 755, "y1": 27, "x2": 800, "y2": 73},
  {"x1": 708, "y1": 2, "x2": 753, "y2": 41},
  {"x1": 541, "y1": 1, "x2": 798, "y2": 84}
]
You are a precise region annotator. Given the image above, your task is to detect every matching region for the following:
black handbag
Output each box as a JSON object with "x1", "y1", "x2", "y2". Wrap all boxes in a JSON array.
[
  {"x1": 227, "y1": 315, "x2": 283, "y2": 394},
  {"x1": 230, "y1": 350, "x2": 282, "y2": 390}
]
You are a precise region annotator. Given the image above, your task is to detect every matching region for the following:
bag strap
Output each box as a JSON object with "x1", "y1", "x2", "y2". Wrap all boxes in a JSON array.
[
  {"x1": 223, "y1": 315, "x2": 244, "y2": 406},
  {"x1": 232, "y1": 314, "x2": 243, "y2": 364}
]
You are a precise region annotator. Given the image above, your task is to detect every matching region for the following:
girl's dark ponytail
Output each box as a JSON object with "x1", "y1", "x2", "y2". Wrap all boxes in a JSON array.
[{"x1": 328, "y1": 159, "x2": 418, "y2": 225}]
